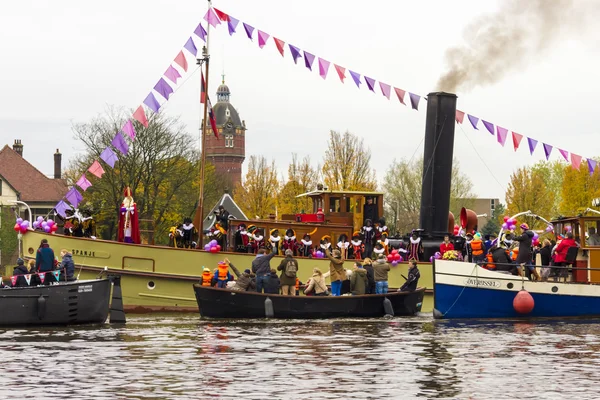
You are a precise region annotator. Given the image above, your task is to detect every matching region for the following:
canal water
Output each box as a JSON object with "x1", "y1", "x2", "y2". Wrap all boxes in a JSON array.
[{"x1": 1, "y1": 314, "x2": 600, "y2": 399}]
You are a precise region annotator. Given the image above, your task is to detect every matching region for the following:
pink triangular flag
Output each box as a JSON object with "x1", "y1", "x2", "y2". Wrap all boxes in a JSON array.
[
  {"x1": 334, "y1": 64, "x2": 346, "y2": 83},
  {"x1": 571, "y1": 153, "x2": 582, "y2": 170},
  {"x1": 379, "y1": 82, "x2": 391, "y2": 99},
  {"x1": 76, "y1": 174, "x2": 92, "y2": 191},
  {"x1": 122, "y1": 120, "x2": 136, "y2": 140},
  {"x1": 273, "y1": 37, "x2": 285, "y2": 56},
  {"x1": 318, "y1": 58, "x2": 330, "y2": 79},
  {"x1": 558, "y1": 148, "x2": 569, "y2": 162},
  {"x1": 512, "y1": 132, "x2": 523, "y2": 152},
  {"x1": 203, "y1": 7, "x2": 221, "y2": 28},
  {"x1": 455, "y1": 110, "x2": 465, "y2": 124},
  {"x1": 10, "y1": 276, "x2": 17, "y2": 286},
  {"x1": 174, "y1": 51, "x2": 188, "y2": 72},
  {"x1": 394, "y1": 88, "x2": 406, "y2": 105},
  {"x1": 164, "y1": 65, "x2": 182, "y2": 84},
  {"x1": 88, "y1": 160, "x2": 105, "y2": 178},
  {"x1": 496, "y1": 126, "x2": 508, "y2": 146},
  {"x1": 257, "y1": 30, "x2": 270, "y2": 49},
  {"x1": 133, "y1": 106, "x2": 148, "y2": 128}
]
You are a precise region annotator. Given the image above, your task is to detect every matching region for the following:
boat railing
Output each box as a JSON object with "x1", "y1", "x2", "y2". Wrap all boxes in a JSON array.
[{"x1": 477, "y1": 261, "x2": 600, "y2": 272}]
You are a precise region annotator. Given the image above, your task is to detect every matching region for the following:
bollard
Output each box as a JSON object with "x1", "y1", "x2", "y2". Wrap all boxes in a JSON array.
[
  {"x1": 37, "y1": 295, "x2": 46, "y2": 320},
  {"x1": 383, "y1": 297, "x2": 394, "y2": 317},
  {"x1": 265, "y1": 297, "x2": 274, "y2": 318},
  {"x1": 109, "y1": 275, "x2": 126, "y2": 323}
]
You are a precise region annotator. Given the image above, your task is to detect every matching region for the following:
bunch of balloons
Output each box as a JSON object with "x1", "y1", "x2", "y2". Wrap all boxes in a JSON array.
[
  {"x1": 204, "y1": 239, "x2": 221, "y2": 253},
  {"x1": 501, "y1": 216, "x2": 518, "y2": 231},
  {"x1": 532, "y1": 231, "x2": 540, "y2": 247},
  {"x1": 312, "y1": 250, "x2": 325, "y2": 258},
  {"x1": 13, "y1": 218, "x2": 30, "y2": 234},
  {"x1": 429, "y1": 251, "x2": 442, "y2": 263},
  {"x1": 452, "y1": 224, "x2": 460, "y2": 236},
  {"x1": 545, "y1": 224, "x2": 554, "y2": 233},
  {"x1": 32, "y1": 217, "x2": 58, "y2": 233},
  {"x1": 387, "y1": 249, "x2": 403, "y2": 266}
]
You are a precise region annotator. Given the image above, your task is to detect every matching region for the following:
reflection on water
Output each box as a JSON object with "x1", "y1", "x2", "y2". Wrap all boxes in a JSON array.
[{"x1": 1, "y1": 315, "x2": 600, "y2": 399}]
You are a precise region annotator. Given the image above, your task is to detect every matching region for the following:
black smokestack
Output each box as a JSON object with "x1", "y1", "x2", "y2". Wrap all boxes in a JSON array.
[
  {"x1": 420, "y1": 92, "x2": 457, "y2": 237},
  {"x1": 54, "y1": 149, "x2": 62, "y2": 179}
]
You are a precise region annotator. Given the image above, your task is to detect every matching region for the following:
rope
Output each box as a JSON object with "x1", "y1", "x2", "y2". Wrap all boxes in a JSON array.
[{"x1": 441, "y1": 263, "x2": 479, "y2": 317}]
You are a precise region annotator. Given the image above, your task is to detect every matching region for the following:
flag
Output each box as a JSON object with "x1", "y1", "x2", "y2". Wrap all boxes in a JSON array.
[
  {"x1": 154, "y1": 78, "x2": 173, "y2": 100},
  {"x1": 53, "y1": 270, "x2": 61, "y2": 281},
  {"x1": 455, "y1": 110, "x2": 465, "y2": 123},
  {"x1": 318, "y1": 58, "x2": 330, "y2": 80},
  {"x1": 10, "y1": 276, "x2": 17, "y2": 286},
  {"x1": 349, "y1": 71, "x2": 361, "y2": 88},
  {"x1": 88, "y1": 160, "x2": 105, "y2": 178},
  {"x1": 111, "y1": 132, "x2": 129, "y2": 155},
  {"x1": 100, "y1": 147, "x2": 118, "y2": 168},
  {"x1": 76, "y1": 174, "x2": 92, "y2": 191},
  {"x1": 143, "y1": 92, "x2": 160, "y2": 113},
  {"x1": 194, "y1": 23, "x2": 207, "y2": 42},
  {"x1": 408, "y1": 93, "x2": 421, "y2": 110},
  {"x1": 65, "y1": 187, "x2": 83, "y2": 208},
  {"x1": 39, "y1": 272, "x2": 46, "y2": 284},
  {"x1": 204, "y1": 7, "x2": 221, "y2": 28},
  {"x1": 122, "y1": 119, "x2": 136, "y2": 140},
  {"x1": 164, "y1": 65, "x2": 182, "y2": 84},
  {"x1": 497, "y1": 126, "x2": 508, "y2": 146},
  {"x1": 227, "y1": 16, "x2": 239, "y2": 35},
  {"x1": 512, "y1": 132, "x2": 523, "y2": 151},
  {"x1": 482, "y1": 120, "x2": 494, "y2": 135},
  {"x1": 394, "y1": 88, "x2": 406, "y2": 105},
  {"x1": 334, "y1": 64, "x2": 346, "y2": 83},
  {"x1": 558, "y1": 149, "x2": 569, "y2": 162},
  {"x1": 201, "y1": 71, "x2": 206, "y2": 104},
  {"x1": 207, "y1": 97, "x2": 219, "y2": 139},
  {"x1": 174, "y1": 51, "x2": 188, "y2": 72},
  {"x1": 54, "y1": 200, "x2": 70, "y2": 218},
  {"x1": 303, "y1": 51, "x2": 315, "y2": 71},
  {"x1": 24, "y1": 274, "x2": 31, "y2": 286},
  {"x1": 184, "y1": 37, "x2": 197, "y2": 56},
  {"x1": 132, "y1": 106, "x2": 148, "y2": 128},
  {"x1": 467, "y1": 114, "x2": 479, "y2": 130},
  {"x1": 379, "y1": 82, "x2": 391, "y2": 99},
  {"x1": 257, "y1": 30, "x2": 270, "y2": 49},
  {"x1": 274, "y1": 38, "x2": 285, "y2": 57},
  {"x1": 364, "y1": 76, "x2": 376, "y2": 92},
  {"x1": 571, "y1": 154, "x2": 582, "y2": 169}
]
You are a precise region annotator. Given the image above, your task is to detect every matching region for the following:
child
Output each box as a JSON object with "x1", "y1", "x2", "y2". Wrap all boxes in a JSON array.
[{"x1": 214, "y1": 261, "x2": 233, "y2": 288}]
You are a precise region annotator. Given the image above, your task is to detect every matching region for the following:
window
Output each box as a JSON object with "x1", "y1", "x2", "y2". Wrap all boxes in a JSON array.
[
  {"x1": 490, "y1": 198, "x2": 495, "y2": 214},
  {"x1": 225, "y1": 134, "x2": 234, "y2": 148}
]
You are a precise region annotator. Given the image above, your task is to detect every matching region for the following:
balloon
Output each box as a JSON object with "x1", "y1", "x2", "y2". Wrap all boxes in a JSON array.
[
  {"x1": 453, "y1": 228, "x2": 459, "y2": 236},
  {"x1": 16, "y1": 218, "x2": 23, "y2": 224},
  {"x1": 13, "y1": 223, "x2": 21, "y2": 232},
  {"x1": 508, "y1": 218, "x2": 516, "y2": 225},
  {"x1": 51, "y1": 224, "x2": 58, "y2": 233},
  {"x1": 533, "y1": 233, "x2": 539, "y2": 240},
  {"x1": 533, "y1": 239, "x2": 540, "y2": 246},
  {"x1": 454, "y1": 224, "x2": 459, "y2": 229},
  {"x1": 47, "y1": 219, "x2": 54, "y2": 227},
  {"x1": 391, "y1": 249, "x2": 398, "y2": 255},
  {"x1": 316, "y1": 251, "x2": 323, "y2": 257},
  {"x1": 387, "y1": 254, "x2": 394, "y2": 262},
  {"x1": 546, "y1": 225, "x2": 554, "y2": 233},
  {"x1": 391, "y1": 261, "x2": 399, "y2": 267},
  {"x1": 204, "y1": 244, "x2": 211, "y2": 251},
  {"x1": 22, "y1": 220, "x2": 29, "y2": 228},
  {"x1": 215, "y1": 245, "x2": 221, "y2": 251},
  {"x1": 37, "y1": 216, "x2": 44, "y2": 222},
  {"x1": 393, "y1": 253, "x2": 401, "y2": 261},
  {"x1": 44, "y1": 226, "x2": 51, "y2": 233},
  {"x1": 509, "y1": 224, "x2": 516, "y2": 231},
  {"x1": 209, "y1": 246, "x2": 218, "y2": 253},
  {"x1": 20, "y1": 226, "x2": 27, "y2": 234},
  {"x1": 41, "y1": 221, "x2": 48, "y2": 228},
  {"x1": 211, "y1": 239, "x2": 218, "y2": 246},
  {"x1": 429, "y1": 256, "x2": 434, "y2": 262},
  {"x1": 565, "y1": 226, "x2": 572, "y2": 232},
  {"x1": 398, "y1": 256, "x2": 404, "y2": 262},
  {"x1": 502, "y1": 223, "x2": 508, "y2": 230},
  {"x1": 33, "y1": 221, "x2": 39, "y2": 229},
  {"x1": 434, "y1": 252, "x2": 442, "y2": 260}
]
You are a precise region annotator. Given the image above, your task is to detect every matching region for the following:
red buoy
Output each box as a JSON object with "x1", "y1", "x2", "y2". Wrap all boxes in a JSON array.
[{"x1": 513, "y1": 290, "x2": 535, "y2": 314}]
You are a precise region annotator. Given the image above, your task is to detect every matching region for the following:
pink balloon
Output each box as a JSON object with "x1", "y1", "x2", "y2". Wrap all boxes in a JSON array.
[
  {"x1": 391, "y1": 261, "x2": 399, "y2": 267},
  {"x1": 44, "y1": 226, "x2": 51, "y2": 233},
  {"x1": 209, "y1": 246, "x2": 218, "y2": 253}
]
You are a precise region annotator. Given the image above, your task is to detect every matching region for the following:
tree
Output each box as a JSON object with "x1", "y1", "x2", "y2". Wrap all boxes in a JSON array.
[
  {"x1": 322, "y1": 130, "x2": 377, "y2": 191},
  {"x1": 505, "y1": 167, "x2": 556, "y2": 229},
  {"x1": 277, "y1": 154, "x2": 319, "y2": 215},
  {"x1": 382, "y1": 156, "x2": 475, "y2": 235},
  {"x1": 0, "y1": 206, "x2": 19, "y2": 268},
  {"x1": 481, "y1": 202, "x2": 505, "y2": 236},
  {"x1": 559, "y1": 162, "x2": 600, "y2": 216},
  {"x1": 531, "y1": 160, "x2": 565, "y2": 212},
  {"x1": 234, "y1": 155, "x2": 279, "y2": 219}
]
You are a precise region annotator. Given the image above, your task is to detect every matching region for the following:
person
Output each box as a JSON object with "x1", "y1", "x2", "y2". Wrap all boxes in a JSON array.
[
  {"x1": 250, "y1": 228, "x2": 266, "y2": 254},
  {"x1": 118, "y1": 186, "x2": 140, "y2": 244},
  {"x1": 399, "y1": 259, "x2": 420, "y2": 292},
  {"x1": 201, "y1": 267, "x2": 213, "y2": 286},
  {"x1": 539, "y1": 239, "x2": 553, "y2": 281},
  {"x1": 463, "y1": 233, "x2": 473, "y2": 262},
  {"x1": 350, "y1": 262, "x2": 368, "y2": 295},
  {"x1": 298, "y1": 233, "x2": 313, "y2": 257},
  {"x1": 304, "y1": 268, "x2": 328, "y2": 296},
  {"x1": 234, "y1": 223, "x2": 250, "y2": 253},
  {"x1": 252, "y1": 248, "x2": 278, "y2": 293},
  {"x1": 325, "y1": 248, "x2": 345, "y2": 296},
  {"x1": 372, "y1": 242, "x2": 385, "y2": 259},
  {"x1": 213, "y1": 261, "x2": 233, "y2": 288},
  {"x1": 59, "y1": 249, "x2": 75, "y2": 281},
  {"x1": 408, "y1": 231, "x2": 424, "y2": 261},
  {"x1": 277, "y1": 249, "x2": 299, "y2": 295},
  {"x1": 514, "y1": 223, "x2": 539, "y2": 280},
  {"x1": 268, "y1": 229, "x2": 282, "y2": 255},
  {"x1": 440, "y1": 234, "x2": 454, "y2": 256},
  {"x1": 320, "y1": 235, "x2": 332, "y2": 254},
  {"x1": 225, "y1": 258, "x2": 256, "y2": 291},
  {"x1": 180, "y1": 217, "x2": 196, "y2": 249},
  {"x1": 36, "y1": 238, "x2": 55, "y2": 274},
  {"x1": 373, "y1": 254, "x2": 391, "y2": 294},
  {"x1": 282, "y1": 228, "x2": 298, "y2": 256},
  {"x1": 470, "y1": 233, "x2": 485, "y2": 264},
  {"x1": 588, "y1": 227, "x2": 600, "y2": 246},
  {"x1": 490, "y1": 245, "x2": 516, "y2": 275},
  {"x1": 12, "y1": 258, "x2": 30, "y2": 287},
  {"x1": 263, "y1": 269, "x2": 281, "y2": 294},
  {"x1": 350, "y1": 232, "x2": 363, "y2": 260},
  {"x1": 361, "y1": 220, "x2": 375, "y2": 260},
  {"x1": 341, "y1": 269, "x2": 352, "y2": 295},
  {"x1": 214, "y1": 206, "x2": 230, "y2": 250},
  {"x1": 337, "y1": 234, "x2": 350, "y2": 259},
  {"x1": 363, "y1": 196, "x2": 379, "y2": 226},
  {"x1": 378, "y1": 232, "x2": 390, "y2": 255},
  {"x1": 553, "y1": 232, "x2": 578, "y2": 281}
]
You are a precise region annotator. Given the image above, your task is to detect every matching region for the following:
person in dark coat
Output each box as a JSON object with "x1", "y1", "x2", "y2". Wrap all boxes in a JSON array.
[
  {"x1": 263, "y1": 269, "x2": 280, "y2": 294},
  {"x1": 363, "y1": 196, "x2": 378, "y2": 226},
  {"x1": 12, "y1": 258, "x2": 30, "y2": 287},
  {"x1": 60, "y1": 249, "x2": 76, "y2": 281},
  {"x1": 399, "y1": 259, "x2": 420, "y2": 292},
  {"x1": 539, "y1": 239, "x2": 553, "y2": 281},
  {"x1": 226, "y1": 258, "x2": 256, "y2": 291},
  {"x1": 491, "y1": 246, "x2": 517, "y2": 275},
  {"x1": 252, "y1": 248, "x2": 277, "y2": 293},
  {"x1": 36, "y1": 239, "x2": 56, "y2": 283},
  {"x1": 277, "y1": 249, "x2": 299, "y2": 295},
  {"x1": 350, "y1": 262, "x2": 368, "y2": 295},
  {"x1": 362, "y1": 258, "x2": 376, "y2": 294},
  {"x1": 514, "y1": 223, "x2": 539, "y2": 280}
]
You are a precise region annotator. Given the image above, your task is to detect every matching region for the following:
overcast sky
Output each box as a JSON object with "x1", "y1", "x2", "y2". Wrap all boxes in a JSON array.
[{"x1": 2, "y1": 0, "x2": 599, "y2": 203}]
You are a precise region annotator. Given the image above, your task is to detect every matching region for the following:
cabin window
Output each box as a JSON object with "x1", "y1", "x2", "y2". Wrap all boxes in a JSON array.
[
  {"x1": 330, "y1": 197, "x2": 341, "y2": 213},
  {"x1": 583, "y1": 220, "x2": 600, "y2": 247}
]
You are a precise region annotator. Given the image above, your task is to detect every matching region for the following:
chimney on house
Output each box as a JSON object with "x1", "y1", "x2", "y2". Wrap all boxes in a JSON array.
[
  {"x1": 54, "y1": 149, "x2": 62, "y2": 179},
  {"x1": 13, "y1": 139, "x2": 23, "y2": 157}
]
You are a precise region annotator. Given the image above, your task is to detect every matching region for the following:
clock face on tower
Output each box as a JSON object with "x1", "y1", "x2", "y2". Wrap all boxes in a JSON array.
[{"x1": 226, "y1": 122, "x2": 233, "y2": 129}]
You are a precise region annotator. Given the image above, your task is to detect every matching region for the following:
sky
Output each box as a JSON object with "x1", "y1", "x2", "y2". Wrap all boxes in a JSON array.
[{"x1": 1, "y1": 0, "x2": 600, "y2": 203}]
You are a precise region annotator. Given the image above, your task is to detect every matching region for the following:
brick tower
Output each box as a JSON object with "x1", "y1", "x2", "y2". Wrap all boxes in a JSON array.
[{"x1": 204, "y1": 76, "x2": 246, "y2": 187}]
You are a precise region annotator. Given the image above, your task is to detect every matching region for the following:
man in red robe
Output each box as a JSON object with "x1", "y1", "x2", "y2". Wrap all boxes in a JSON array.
[{"x1": 118, "y1": 186, "x2": 140, "y2": 244}]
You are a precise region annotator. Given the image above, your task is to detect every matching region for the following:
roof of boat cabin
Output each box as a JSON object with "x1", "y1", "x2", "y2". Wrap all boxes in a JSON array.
[
  {"x1": 296, "y1": 190, "x2": 384, "y2": 198},
  {"x1": 203, "y1": 192, "x2": 249, "y2": 230}
]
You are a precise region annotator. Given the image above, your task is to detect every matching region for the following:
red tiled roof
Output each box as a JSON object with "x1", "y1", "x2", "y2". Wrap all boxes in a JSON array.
[{"x1": 0, "y1": 145, "x2": 68, "y2": 203}]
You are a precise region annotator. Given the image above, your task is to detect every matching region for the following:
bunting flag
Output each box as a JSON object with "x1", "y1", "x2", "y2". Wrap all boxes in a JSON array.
[
  {"x1": 65, "y1": 187, "x2": 83, "y2": 208},
  {"x1": 133, "y1": 106, "x2": 148, "y2": 128},
  {"x1": 257, "y1": 30, "x2": 270, "y2": 49},
  {"x1": 334, "y1": 64, "x2": 346, "y2": 83},
  {"x1": 379, "y1": 82, "x2": 391, "y2": 99},
  {"x1": 273, "y1": 38, "x2": 285, "y2": 56},
  {"x1": 204, "y1": 7, "x2": 221, "y2": 28},
  {"x1": 364, "y1": 76, "x2": 376, "y2": 92},
  {"x1": 571, "y1": 153, "x2": 582, "y2": 169},
  {"x1": 194, "y1": 23, "x2": 207, "y2": 42},
  {"x1": 349, "y1": 71, "x2": 361, "y2": 88},
  {"x1": 496, "y1": 126, "x2": 508, "y2": 146},
  {"x1": 243, "y1": 23, "x2": 254, "y2": 40},
  {"x1": 76, "y1": 174, "x2": 92, "y2": 191},
  {"x1": 207, "y1": 97, "x2": 219, "y2": 139},
  {"x1": 482, "y1": 120, "x2": 494, "y2": 135},
  {"x1": 455, "y1": 110, "x2": 465, "y2": 124},
  {"x1": 303, "y1": 51, "x2": 315, "y2": 71},
  {"x1": 154, "y1": 78, "x2": 174, "y2": 100},
  {"x1": 289, "y1": 45, "x2": 301, "y2": 64},
  {"x1": 184, "y1": 37, "x2": 197, "y2": 56},
  {"x1": 39, "y1": 272, "x2": 46, "y2": 284},
  {"x1": 164, "y1": 66, "x2": 182, "y2": 84},
  {"x1": 10, "y1": 276, "x2": 17, "y2": 286},
  {"x1": 394, "y1": 88, "x2": 406, "y2": 105},
  {"x1": 543, "y1": 143, "x2": 553, "y2": 160},
  {"x1": 512, "y1": 132, "x2": 523, "y2": 151},
  {"x1": 174, "y1": 51, "x2": 188, "y2": 72},
  {"x1": 227, "y1": 16, "x2": 239, "y2": 35},
  {"x1": 54, "y1": 200, "x2": 70, "y2": 218},
  {"x1": 558, "y1": 148, "x2": 569, "y2": 162},
  {"x1": 409, "y1": 93, "x2": 420, "y2": 110},
  {"x1": 527, "y1": 138, "x2": 538, "y2": 155},
  {"x1": 100, "y1": 147, "x2": 118, "y2": 168},
  {"x1": 143, "y1": 93, "x2": 161, "y2": 113},
  {"x1": 467, "y1": 115, "x2": 479, "y2": 130},
  {"x1": 88, "y1": 160, "x2": 105, "y2": 178},
  {"x1": 200, "y1": 71, "x2": 206, "y2": 104},
  {"x1": 214, "y1": 8, "x2": 229, "y2": 21},
  {"x1": 52, "y1": 270, "x2": 61, "y2": 281},
  {"x1": 24, "y1": 274, "x2": 31, "y2": 286},
  {"x1": 122, "y1": 120, "x2": 136, "y2": 140},
  {"x1": 111, "y1": 132, "x2": 129, "y2": 155},
  {"x1": 588, "y1": 159, "x2": 597, "y2": 175},
  {"x1": 318, "y1": 58, "x2": 330, "y2": 79}
]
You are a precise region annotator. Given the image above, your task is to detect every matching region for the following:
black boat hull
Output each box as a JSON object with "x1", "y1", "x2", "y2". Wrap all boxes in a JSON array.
[
  {"x1": 0, "y1": 279, "x2": 111, "y2": 326},
  {"x1": 193, "y1": 285, "x2": 425, "y2": 319}
]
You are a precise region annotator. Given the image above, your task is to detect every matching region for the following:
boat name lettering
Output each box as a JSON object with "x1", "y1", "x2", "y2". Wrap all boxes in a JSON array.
[
  {"x1": 72, "y1": 249, "x2": 96, "y2": 257},
  {"x1": 464, "y1": 278, "x2": 501, "y2": 288},
  {"x1": 78, "y1": 285, "x2": 93, "y2": 293}
]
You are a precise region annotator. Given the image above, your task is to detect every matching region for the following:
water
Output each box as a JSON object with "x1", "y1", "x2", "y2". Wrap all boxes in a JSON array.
[{"x1": 1, "y1": 315, "x2": 600, "y2": 399}]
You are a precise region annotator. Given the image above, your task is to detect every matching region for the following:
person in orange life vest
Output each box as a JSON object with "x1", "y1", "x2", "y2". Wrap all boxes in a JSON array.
[
  {"x1": 201, "y1": 267, "x2": 213, "y2": 286},
  {"x1": 214, "y1": 261, "x2": 233, "y2": 288},
  {"x1": 439, "y1": 234, "x2": 455, "y2": 256},
  {"x1": 470, "y1": 233, "x2": 485, "y2": 264}
]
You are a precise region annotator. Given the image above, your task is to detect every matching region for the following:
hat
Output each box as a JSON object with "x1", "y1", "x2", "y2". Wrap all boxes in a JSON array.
[
  {"x1": 321, "y1": 235, "x2": 331, "y2": 242},
  {"x1": 285, "y1": 249, "x2": 293, "y2": 257},
  {"x1": 244, "y1": 269, "x2": 251, "y2": 274},
  {"x1": 466, "y1": 232, "x2": 473, "y2": 238},
  {"x1": 203, "y1": 267, "x2": 210, "y2": 272},
  {"x1": 270, "y1": 228, "x2": 279, "y2": 236},
  {"x1": 332, "y1": 249, "x2": 341, "y2": 258},
  {"x1": 353, "y1": 231, "x2": 361, "y2": 238},
  {"x1": 16, "y1": 258, "x2": 24, "y2": 265},
  {"x1": 520, "y1": 223, "x2": 529, "y2": 230},
  {"x1": 377, "y1": 254, "x2": 386, "y2": 260}
]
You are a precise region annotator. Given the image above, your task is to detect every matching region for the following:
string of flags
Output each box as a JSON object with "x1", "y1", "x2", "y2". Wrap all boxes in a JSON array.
[{"x1": 3, "y1": 270, "x2": 61, "y2": 287}]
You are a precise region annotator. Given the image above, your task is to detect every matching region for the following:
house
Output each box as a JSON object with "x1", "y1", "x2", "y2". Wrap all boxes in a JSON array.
[{"x1": 202, "y1": 190, "x2": 248, "y2": 232}]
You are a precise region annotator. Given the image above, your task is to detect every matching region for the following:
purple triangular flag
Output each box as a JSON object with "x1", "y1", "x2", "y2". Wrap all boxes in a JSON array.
[
  {"x1": 154, "y1": 78, "x2": 173, "y2": 100},
  {"x1": 65, "y1": 187, "x2": 83, "y2": 208},
  {"x1": 303, "y1": 51, "x2": 315, "y2": 71},
  {"x1": 54, "y1": 200, "x2": 70, "y2": 218},
  {"x1": 467, "y1": 114, "x2": 479, "y2": 130},
  {"x1": 243, "y1": 23, "x2": 254, "y2": 40},
  {"x1": 164, "y1": 65, "x2": 181, "y2": 84},
  {"x1": 543, "y1": 143, "x2": 553, "y2": 160},
  {"x1": 496, "y1": 126, "x2": 508, "y2": 146},
  {"x1": 194, "y1": 23, "x2": 207, "y2": 42},
  {"x1": 257, "y1": 30, "x2": 270, "y2": 49},
  {"x1": 111, "y1": 132, "x2": 129, "y2": 155},
  {"x1": 409, "y1": 93, "x2": 421, "y2": 110},
  {"x1": 482, "y1": 120, "x2": 494, "y2": 135},
  {"x1": 76, "y1": 174, "x2": 92, "y2": 191},
  {"x1": 289, "y1": 45, "x2": 301, "y2": 64},
  {"x1": 184, "y1": 37, "x2": 197, "y2": 56},
  {"x1": 228, "y1": 16, "x2": 239, "y2": 35},
  {"x1": 122, "y1": 120, "x2": 136, "y2": 140},
  {"x1": 318, "y1": 58, "x2": 330, "y2": 79},
  {"x1": 364, "y1": 76, "x2": 376, "y2": 92},
  {"x1": 588, "y1": 158, "x2": 597, "y2": 175},
  {"x1": 100, "y1": 147, "x2": 118, "y2": 168},
  {"x1": 558, "y1": 148, "x2": 569, "y2": 162},
  {"x1": 379, "y1": 82, "x2": 391, "y2": 99},
  {"x1": 143, "y1": 93, "x2": 160, "y2": 113},
  {"x1": 204, "y1": 8, "x2": 221, "y2": 28},
  {"x1": 349, "y1": 71, "x2": 361, "y2": 88},
  {"x1": 527, "y1": 137, "x2": 538, "y2": 155}
]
